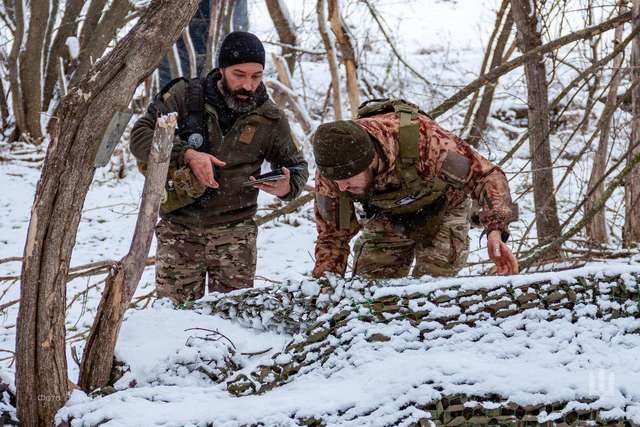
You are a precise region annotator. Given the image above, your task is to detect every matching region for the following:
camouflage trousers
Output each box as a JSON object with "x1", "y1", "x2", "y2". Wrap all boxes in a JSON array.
[
  {"x1": 353, "y1": 200, "x2": 471, "y2": 279},
  {"x1": 155, "y1": 218, "x2": 257, "y2": 304}
]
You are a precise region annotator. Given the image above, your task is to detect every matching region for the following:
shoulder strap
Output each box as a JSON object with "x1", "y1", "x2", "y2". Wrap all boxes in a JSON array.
[
  {"x1": 182, "y1": 77, "x2": 206, "y2": 148},
  {"x1": 338, "y1": 192, "x2": 352, "y2": 230},
  {"x1": 147, "y1": 77, "x2": 187, "y2": 117},
  {"x1": 393, "y1": 102, "x2": 422, "y2": 191}
]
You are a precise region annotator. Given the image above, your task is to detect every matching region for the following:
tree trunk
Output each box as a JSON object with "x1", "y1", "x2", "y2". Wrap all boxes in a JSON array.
[
  {"x1": 70, "y1": 0, "x2": 132, "y2": 87},
  {"x1": 467, "y1": 9, "x2": 514, "y2": 147},
  {"x1": 328, "y1": 0, "x2": 360, "y2": 117},
  {"x1": 18, "y1": 0, "x2": 49, "y2": 142},
  {"x1": 42, "y1": 0, "x2": 60, "y2": 79},
  {"x1": 221, "y1": 0, "x2": 236, "y2": 41},
  {"x1": 232, "y1": 0, "x2": 249, "y2": 31},
  {"x1": 79, "y1": 114, "x2": 176, "y2": 392},
  {"x1": 586, "y1": 3, "x2": 626, "y2": 246},
  {"x1": 316, "y1": 0, "x2": 342, "y2": 120},
  {"x1": 182, "y1": 29, "x2": 198, "y2": 79},
  {"x1": 7, "y1": 0, "x2": 25, "y2": 141},
  {"x1": 581, "y1": 0, "x2": 602, "y2": 135},
  {"x1": 78, "y1": 0, "x2": 108, "y2": 54},
  {"x1": 15, "y1": 1, "x2": 199, "y2": 425},
  {"x1": 269, "y1": 53, "x2": 312, "y2": 134},
  {"x1": 265, "y1": 0, "x2": 298, "y2": 74},
  {"x1": 0, "y1": 79, "x2": 9, "y2": 131},
  {"x1": 625, "y1": 0, "x2": 640, "y2": 247},
  {"x1": 511, "y1": 0, "x2": 562, "y2": 251},
  {"x1": 463, "y1": 0, "x2": 510, "y2": 136},
  {"x1": 205, "y1": 0, "x2": 223, "y2": 73},
  {"x1": 167, "y1": 45, "x2": 183, "y2": 79},
  {"x1": 42, "y1": 0, "x2": 84, "y2": 110}
]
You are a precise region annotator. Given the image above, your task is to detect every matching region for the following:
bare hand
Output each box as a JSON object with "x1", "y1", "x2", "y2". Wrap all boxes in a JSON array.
[
  {"x1": 184, "y1": 149, "x2": 226, "y2": 188},
  {"x1": 249, "y1": 167, "x2": 291, "y2": 198},
  {"x1": 487, "y1": 230, "x2": 519, "y2": 275}
]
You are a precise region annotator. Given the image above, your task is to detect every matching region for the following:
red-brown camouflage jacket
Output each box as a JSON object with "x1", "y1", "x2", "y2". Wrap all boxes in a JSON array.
[{"x1": 312, "y1": 112, "x2": 515, "y2": 278}]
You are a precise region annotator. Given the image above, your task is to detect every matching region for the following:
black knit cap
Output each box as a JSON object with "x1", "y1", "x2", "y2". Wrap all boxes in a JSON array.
[
  {"x1": 313, "y1": 121, "x2": 375, "y2": 180},
  {"x1": 217, "y1": 31, "x2": 265, "y2": 68}
]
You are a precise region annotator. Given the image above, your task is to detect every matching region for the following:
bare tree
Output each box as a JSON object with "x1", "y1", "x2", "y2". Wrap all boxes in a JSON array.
[
  {"x1": 266, "y1": 0, "x2": 298, "y2": 74},
  {"x1": 18, "y1": 0, "x2": 49, "y2": 143},
  {"x1": 625, "y1": 0, "x2": 640, "y2": 247},
  {"x1": 6, "y1": 0, "x2": 25, "y2": 141},
  {"x1": 205, "y1": 1, "x2": 224, "y2": 73},
  {"x1": 0, "y1": 77, "x2": 9, "y2": 132},
  {"x1": 581, "y1": 0, "x2": 603, "y2": 134},
  {"x1": 467, "y1": 6, "x2": 514, "y2": 147},
  {"x1": 15, "y1": 1, "x2": 199, "y2": 425},
  {"x1": 79, "y1": 114, "x2": 176, "y2": 392},
  {"x1": 4, "y1": 0, "x2": 138, "y2": 142},
  {"x1": 586, "y1": 1, "x2": 627, "y2": 246},
  {"x1": 316, "y1": 0, "x2": 342, "y2": 120},
  {"x1": 183, "y1": 29, "x2": 198, "y2": 79},
  {"x1": 511, "y1": 0, "x2": 562, "y2": 252},
  {"x1": 69, "y1": 0, "x2": 133, "y2": 87},
  {"x1": 463, "y1": 0, "x2": 510, "y2": 137},
  {"x1": 42, "y1": 0, "x2": 84, "y2": 110},
  {"x1": 429, "y1": 10, "x2": 631, "y2": 119},
  {"x1": 328, "y1": 0, "x2": 360, "y2": 116}
]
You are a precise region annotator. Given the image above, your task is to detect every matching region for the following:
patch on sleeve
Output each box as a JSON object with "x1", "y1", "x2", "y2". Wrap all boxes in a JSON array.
[
  {"x1": 239, "y1": 125, "x2": 257, "y2": 144},
  {"x1": 441, "y1": 150, "x2": 471, "y2": 187},
  {"x1": 316, "y1": 193, "x2": 337, "y2": 224}
]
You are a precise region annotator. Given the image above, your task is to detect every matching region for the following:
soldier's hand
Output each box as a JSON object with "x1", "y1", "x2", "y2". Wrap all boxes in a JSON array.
[
  {"x1": 487, "y1": 230, "x2": 519, "y2": 275},
  {"x1": 184, "y1": 149, "x2": 226, "y2": 189},
  {"x1": 249, "y1": 166, "x2": 291, "y2": 198}
]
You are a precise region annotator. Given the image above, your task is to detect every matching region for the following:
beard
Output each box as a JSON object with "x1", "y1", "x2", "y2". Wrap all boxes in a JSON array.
[{"x1": 221, "y1": 76, "x2": 257, "y2": 113}]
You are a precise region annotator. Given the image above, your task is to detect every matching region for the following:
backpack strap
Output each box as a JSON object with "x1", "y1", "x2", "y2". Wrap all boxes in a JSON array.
[
  {"x1": 147, "y1": 77, "x2": 187, "y2": 117},
  {"x1": 182, "y1": 76, "x2": 207, "y2": 149},
  {"x1": 338, "y1": 192, "x2": 353, "y2": 230},
  {"x1": 393, "y1": 102, "x2": 422, "y2": 191}
]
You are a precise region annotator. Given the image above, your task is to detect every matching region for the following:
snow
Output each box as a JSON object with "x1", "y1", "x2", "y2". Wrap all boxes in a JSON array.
[
  {"x1": 113, "y1": 305, "x2": 290, "y2": 387},
  {"x1": 66, "y1": 36, "x2": 80, "y2": 60},
  {"x1": 55, "y1": 263, "x2": 640, "y2": 426}
]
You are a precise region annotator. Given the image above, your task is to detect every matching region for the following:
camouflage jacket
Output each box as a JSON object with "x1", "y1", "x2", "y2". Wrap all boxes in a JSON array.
[
  {"x1": 312, "y1": 112, "x2": 515, "y2": 277},
  {"x1": 131, "y1": 71, "x2": 309, "y2": 227}
]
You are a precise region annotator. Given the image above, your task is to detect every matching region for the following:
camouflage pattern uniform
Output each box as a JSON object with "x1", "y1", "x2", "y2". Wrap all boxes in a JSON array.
[
  {"x1": 131, "y1": 70, "x2": 309, "y2": 303},
  {"x1": 155, "y1": 218, "x2": 257, "y2": 302},
  {"x1": 313, "y1": 112, "x2": 515, "y2": 279}
]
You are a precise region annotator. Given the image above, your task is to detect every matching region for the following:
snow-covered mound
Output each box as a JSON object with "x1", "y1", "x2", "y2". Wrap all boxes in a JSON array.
[{"x1": 57, "y1": 263, "x2": 640, "y2": 426}]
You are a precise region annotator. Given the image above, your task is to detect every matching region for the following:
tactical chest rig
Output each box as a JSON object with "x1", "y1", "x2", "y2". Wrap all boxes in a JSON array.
[
  {"x1": 150, "y1": 76, "x2": 273, "y2": 215},
  {"x1": 337, "y1": 99, "x2": 469, "y2": 243},
  {"x1": 168, "y1": 76, "x2": 208, "y2": 215}
]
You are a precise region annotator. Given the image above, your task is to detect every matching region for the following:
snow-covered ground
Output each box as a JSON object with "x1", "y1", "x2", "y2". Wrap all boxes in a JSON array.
[{"x1": 56, "y1": 264, "x2": 640, "y2": 426}]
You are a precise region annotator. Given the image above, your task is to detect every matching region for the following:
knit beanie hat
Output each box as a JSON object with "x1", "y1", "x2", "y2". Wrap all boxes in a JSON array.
[
  {"x1": 217, "y1": 31, "x2": 265, "y2": 68},
  {"x1": 313, "y1": 121, "x2": 375, "y2": 180}
]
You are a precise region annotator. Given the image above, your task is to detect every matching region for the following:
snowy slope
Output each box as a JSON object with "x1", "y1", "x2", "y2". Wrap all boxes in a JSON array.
[{"x1": 56, "y1": 264, "x2": 640, "y2": 426}]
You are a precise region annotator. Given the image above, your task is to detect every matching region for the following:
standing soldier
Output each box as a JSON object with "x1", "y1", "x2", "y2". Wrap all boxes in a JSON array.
[
  {"x1": 131, "y1": 32, "x2": 309, "y2": 304},
  {"x1": 311, "y1": 99, "x2": 518, "y2": 279}
]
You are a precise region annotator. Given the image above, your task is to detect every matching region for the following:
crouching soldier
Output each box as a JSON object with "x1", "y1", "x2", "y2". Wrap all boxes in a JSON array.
[
  {"x1": 311, "y1": 99, "x2": 518, "y2": 279},
  {"x1": 131, "y1": 32, "x2": 309, "y2": 304}
]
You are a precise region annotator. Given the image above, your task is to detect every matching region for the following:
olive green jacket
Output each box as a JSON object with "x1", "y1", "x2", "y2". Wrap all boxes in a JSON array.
[{"x1": 130, "y1": 79, "x2": 309, "y2": 227}]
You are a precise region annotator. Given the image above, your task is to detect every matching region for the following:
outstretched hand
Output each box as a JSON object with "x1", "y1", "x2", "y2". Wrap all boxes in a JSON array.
[
  {"x1": 249, "y1": 167, "x2": 291, "y2": 198},
  {"x1": 487, "y1": 230, "x2": 519, "y2": 275},
  {"x1": 184, "y1": 148, "x2": 226, "y2": 188}
]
